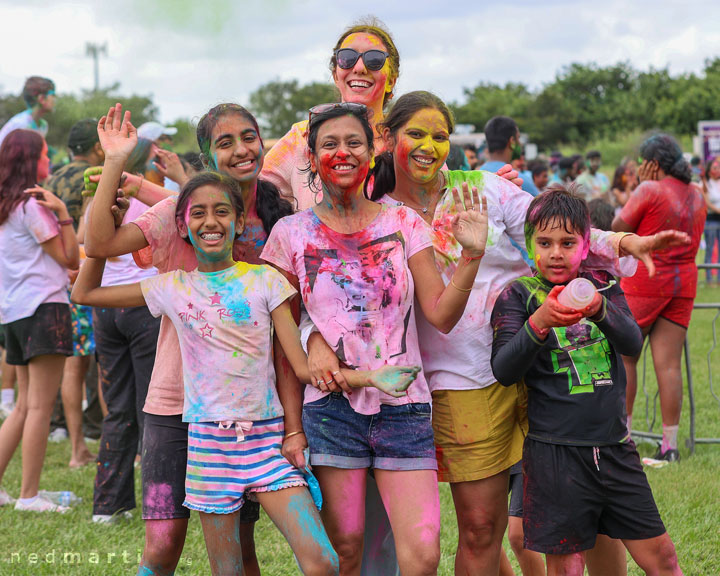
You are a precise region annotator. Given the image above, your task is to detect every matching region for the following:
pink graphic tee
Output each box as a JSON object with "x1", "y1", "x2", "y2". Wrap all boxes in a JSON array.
[
  {"x1": 261, "y1": 204, "x2": 433, "y2": 415},
  {"x1": 141, "y1": 262, "x2": 296, "y2": 422}
]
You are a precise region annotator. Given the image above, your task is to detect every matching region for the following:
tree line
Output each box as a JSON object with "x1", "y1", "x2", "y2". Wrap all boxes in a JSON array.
[{"x1": 2, "y1": 59, "x2": 719, "y2": 159}]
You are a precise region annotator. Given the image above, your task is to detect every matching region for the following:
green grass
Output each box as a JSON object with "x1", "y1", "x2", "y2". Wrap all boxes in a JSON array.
[{"x1": 0, "y1": 284, "x2": 719, "y2": 575}]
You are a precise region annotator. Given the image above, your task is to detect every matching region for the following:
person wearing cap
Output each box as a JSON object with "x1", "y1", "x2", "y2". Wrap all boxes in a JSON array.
[
  {"x1": 136, "y1": 121, "x2": 180, "y2": 191},
  {"x1": 137, "y1": 121, "x2": 177, "y2": 146},
  {"x1": 0, "y1": 77, "x2": 56, "y2": 147},
  {"x1": 45, "y1": 119, "x2": 105, "y2": 225}
]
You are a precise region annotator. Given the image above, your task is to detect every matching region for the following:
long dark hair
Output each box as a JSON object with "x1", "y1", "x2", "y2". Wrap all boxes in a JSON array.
[
  {"x1": 705, "y1": 156, "x2": 719, "y2": 181},
  {"x1": 196, "y1": 103, "x2": 293, "y2": 234},
  {"x1": 640, "y1": 134, "x2": 692, "y2": 185},
  {"x1": 174, "y1": 172, "x2": 244, "y2": 246},
  {"x1": 369, "y1": 91, "x2": 455, "y2": 201},
  {"x1": 0, "y1": 130, "x2": 45, "y2": 225}
]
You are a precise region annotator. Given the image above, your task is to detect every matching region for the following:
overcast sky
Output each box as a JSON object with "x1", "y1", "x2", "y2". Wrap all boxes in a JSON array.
[{"x1": 1, "y1": 0, "x2": 719, "y2": 123}]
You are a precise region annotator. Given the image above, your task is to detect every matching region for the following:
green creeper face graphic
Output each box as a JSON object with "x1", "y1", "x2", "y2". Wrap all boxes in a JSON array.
[{"x1": 551, "y1": 320, "x2": 613, "y2": 395}]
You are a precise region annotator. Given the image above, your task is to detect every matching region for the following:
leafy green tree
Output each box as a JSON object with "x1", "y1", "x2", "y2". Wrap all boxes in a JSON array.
[
  {"x1": 249, "y1": 79, "x2": 338, "y2": 138},
  {"x1": 450, "y1": 82, "x2": 532, "y2": 133}
]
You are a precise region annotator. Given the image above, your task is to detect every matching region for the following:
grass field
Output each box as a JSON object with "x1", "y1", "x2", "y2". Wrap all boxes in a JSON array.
[{"x1": 0, "y1": 283, "x2": 719, "y2": 575}]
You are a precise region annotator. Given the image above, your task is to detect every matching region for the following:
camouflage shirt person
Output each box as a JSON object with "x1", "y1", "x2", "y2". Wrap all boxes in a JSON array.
[{"x1": 45, "y1": 160, "x2": 91, "y2": 226}]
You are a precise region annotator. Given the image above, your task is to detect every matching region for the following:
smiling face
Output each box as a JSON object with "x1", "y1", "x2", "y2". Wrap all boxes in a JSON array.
[
  {"x1": 333, "y1": 33, "x2": 396, "y2": 109},
  {"x1": 388, "y1": 108, "x2": 450, "y2": 184},
  {"x1": 310, "y1": 114, "x2": 371, "y2": 195},
  {"x1": 37, "y1": 140, "x2": 50, "y2": 181},
  {"x1": 180, "y1": 184, "x2": 245, "y2": 270},
  {"x1": 210, "y1": 113, "x2": 263, "y2": 183},
  {"x1": 532, "y1": 218, "x2": 589, "y2": 285}
]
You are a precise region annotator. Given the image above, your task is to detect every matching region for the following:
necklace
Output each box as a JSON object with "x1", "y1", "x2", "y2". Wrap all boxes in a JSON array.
[{"x1": 394, "y1": 198, "x2": 431, "y2": 214}]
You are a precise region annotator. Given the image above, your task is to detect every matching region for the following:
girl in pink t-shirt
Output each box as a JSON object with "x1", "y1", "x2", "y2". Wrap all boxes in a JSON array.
[
  {"x1": 261, "y1": 103, "x2": 488, "y2": 575},
  {"x1": 0, "y1": 130, "x2": 79, "y2": 512}
]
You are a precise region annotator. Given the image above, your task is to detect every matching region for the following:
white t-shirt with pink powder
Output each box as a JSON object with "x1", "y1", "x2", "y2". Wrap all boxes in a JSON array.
[
  {"x1": 131, "y1": 196, "x2": 269, "y2": 415},
  {"x1": 261, "y1": 204, "x2": 433, "y2": 415},
  {"x1": 141, "y1": 262, "x2": 296, "y2": 422},
  {"x1": 0, "y1": 198, "x2": 68, "y2": 324}
]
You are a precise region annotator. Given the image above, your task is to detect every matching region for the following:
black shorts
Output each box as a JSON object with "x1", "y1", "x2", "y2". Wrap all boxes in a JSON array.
[
  {"x1": 4, "y1": 303, "x2": 72, "y2": 365},
  {"x1": 141, "y1": 412, "x2": 260, "y2": 523},
  {"x1": 508, "y1": 460, "x2": 523, "y2": 518},
  {"x1": 523, "y1": 438, "x2": 666, "y2": 554}
]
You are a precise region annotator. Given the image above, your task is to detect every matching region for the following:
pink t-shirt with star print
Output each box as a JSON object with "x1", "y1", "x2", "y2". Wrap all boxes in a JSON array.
[{"x1": 141, "y1": 261, "x2": 296, "y2": 423}]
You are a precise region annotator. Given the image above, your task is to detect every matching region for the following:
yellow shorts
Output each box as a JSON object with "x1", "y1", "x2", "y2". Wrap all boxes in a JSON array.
[{"x1": 432, "y1": 383, "x2": 528, "y2": 483}]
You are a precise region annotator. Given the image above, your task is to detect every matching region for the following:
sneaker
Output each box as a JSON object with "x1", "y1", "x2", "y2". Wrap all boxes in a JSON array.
[
  {"x1": 92, "y1": 511, "x2": 133, "y2": 524},
  {"x1": 653, "y1": 445, "x2": 680, "y2": 462},
  {"x1": 0, "y1": 488, "x2": 15, "y2": 506},
  {"x1": 48, "y1": 428, "x2": 68, "y2": 443},
  {"x1": 642, "y1": 445, "x2": 680, "y2": 468},
  {"x1": 15, "y1": 495, "x2": 70, "y2": 513}
]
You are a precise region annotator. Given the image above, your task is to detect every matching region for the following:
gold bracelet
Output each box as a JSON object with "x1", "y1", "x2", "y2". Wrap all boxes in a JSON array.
[
  {"x1": 284, "y1": 430, "x2": 305, "y2": 441},
  {"x1": 450, "y1": 278, "x2": 473, "y2": 293}
]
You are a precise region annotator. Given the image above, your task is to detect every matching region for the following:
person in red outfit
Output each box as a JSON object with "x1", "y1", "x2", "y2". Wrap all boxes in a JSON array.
[{"x1": 612, "y1": 134, "x2": 706, "y2": 463}]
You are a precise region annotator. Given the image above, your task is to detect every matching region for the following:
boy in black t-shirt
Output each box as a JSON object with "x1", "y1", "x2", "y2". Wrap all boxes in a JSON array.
[{"x1": 491, "y1": 185, "x2": 682, "y2": 575}]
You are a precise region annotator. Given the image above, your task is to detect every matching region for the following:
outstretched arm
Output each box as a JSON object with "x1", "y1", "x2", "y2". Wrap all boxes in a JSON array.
[
  {"x1": 271, "y1": 301, "x2": 419, "y2": 397},
  {"x1": 71, "y1": 257, "x2": 146, "y2": 308}
]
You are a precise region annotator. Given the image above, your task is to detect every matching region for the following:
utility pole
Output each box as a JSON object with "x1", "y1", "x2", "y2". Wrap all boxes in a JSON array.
[{"x1": 86, "y1": 42, "x2": 108, "y2": 92}]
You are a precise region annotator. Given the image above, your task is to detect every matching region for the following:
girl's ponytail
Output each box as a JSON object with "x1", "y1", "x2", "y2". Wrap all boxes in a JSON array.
[
  {"x1": 367, "y1": 152, "x2": 396, "y2": 201},
  {"x1": 256, "y1": 179, "x2": 294, "y2": 234}
]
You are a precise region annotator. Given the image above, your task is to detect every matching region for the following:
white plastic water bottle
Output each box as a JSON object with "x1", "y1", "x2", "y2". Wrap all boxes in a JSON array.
[
  {"x1": 557, "y1": 278, "x2": 597, "y2": 309},
  {"x1": 39, "y1": 490, "x2": 81, "y2": 507}
]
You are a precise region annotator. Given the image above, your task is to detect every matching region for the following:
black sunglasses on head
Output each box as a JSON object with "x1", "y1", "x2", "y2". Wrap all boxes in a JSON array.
[
  {"x1": 308, "y1": 103, "x2": 371, "y2": 127},
  {"x1": 334, "y1": 48, "x2": 389, "y2": 71}
]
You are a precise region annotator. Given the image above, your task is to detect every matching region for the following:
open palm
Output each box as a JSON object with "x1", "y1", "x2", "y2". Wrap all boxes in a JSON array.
[
  {"x1": 98, "y1": 103, "x2": 137, "y2": 161},
  {"x1": 369, "y1": 366, "x2": 421, "y2": 398},
  {"x1": 451, "y1": 183, "x2": 488, "y2": 255}
]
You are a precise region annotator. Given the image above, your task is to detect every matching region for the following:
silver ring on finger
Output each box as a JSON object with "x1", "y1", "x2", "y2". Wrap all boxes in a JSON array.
[{"x1": 317, "y1": 379, "x2": 325, "y2": 385}]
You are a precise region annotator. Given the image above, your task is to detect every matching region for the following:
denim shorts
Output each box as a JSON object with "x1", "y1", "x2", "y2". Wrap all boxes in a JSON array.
[{"x1": 302, "y1": 392, "x2": 437, "y2": 471}]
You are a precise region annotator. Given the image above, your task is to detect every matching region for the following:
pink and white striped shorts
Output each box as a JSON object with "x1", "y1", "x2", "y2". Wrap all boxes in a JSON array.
[{"x1": 184, "y1": 416, "x2": 306, "y2": 514}]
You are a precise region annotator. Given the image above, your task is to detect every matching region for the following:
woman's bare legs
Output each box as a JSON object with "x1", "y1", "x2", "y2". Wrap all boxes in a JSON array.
[
  {"x1": 314, "y1": 467, "x2": 368, "y2": 576},
  {"x1": 450, "y1": 470, "x2": 510, "y2": 576},
  {"x1": 256, "y1": 486, "x2": 339, "y2": 575},
  {"x1": 585, "y1": 535, "x2": 626, "y2": 576},
  {"x1": 375, "y1": 469, "x2": 441, "y2": 576},
  {"x1": 0, "y1": 364, "x2": 29, "y2": 485},
  {"x1": 61, "y1": 355, "x2": 95, "y2": 467},
  {"x1": 648, "y1": 319, "x2": 687, "y2": 448},
  {"x1": 21, "y1": 354, "x2": 65, "y2": 497},
  {"x1": 508, "y1": 516, "x2": 546, "y2": 575}
]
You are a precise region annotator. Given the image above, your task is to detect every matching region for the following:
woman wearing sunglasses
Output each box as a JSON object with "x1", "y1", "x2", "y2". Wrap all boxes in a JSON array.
[
  {"x1": 262, "y1": 18, "x2": 399, "y2": 211},
  {"x1": 261, "y1": 102, "x2": 489, "y2": 576}
]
